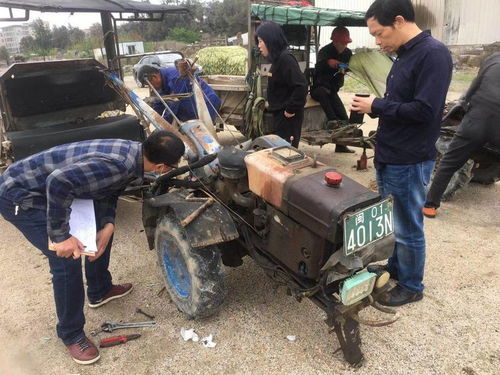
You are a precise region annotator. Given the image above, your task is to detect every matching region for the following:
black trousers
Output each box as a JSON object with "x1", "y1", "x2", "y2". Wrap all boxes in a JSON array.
[
  {"x1": 310, "y1": 86, "x2": 348, "y2": 121},
  {"x1": 426, "y1": 106, "x2": 500, "y2": 208},
  {"x1": 272, "y1": 110, "x2": 304, "y2": 148}
]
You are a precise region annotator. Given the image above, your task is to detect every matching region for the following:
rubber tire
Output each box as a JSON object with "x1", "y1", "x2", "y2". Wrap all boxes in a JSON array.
[{"x1": 155, "y1": 212, "x2": 226, "y2": 319}]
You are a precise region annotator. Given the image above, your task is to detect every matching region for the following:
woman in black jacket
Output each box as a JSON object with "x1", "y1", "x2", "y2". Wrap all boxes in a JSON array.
[{"x1": 255, "y1": 21, "x2": 308, "y2": 148}]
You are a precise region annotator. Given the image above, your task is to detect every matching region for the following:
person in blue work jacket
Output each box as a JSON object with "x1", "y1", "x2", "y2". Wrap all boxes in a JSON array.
[
  {"x1": 351, "y1": 0, "x2": 452, "y2": 306},
  {"x1": 138, "y1": 64, "x2": 221, "y2": 124},
  {"x1": 0, "y1": 130, "x2": 185, "y2": 365}
]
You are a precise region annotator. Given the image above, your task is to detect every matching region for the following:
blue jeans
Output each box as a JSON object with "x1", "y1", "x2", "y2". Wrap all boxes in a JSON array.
[
  {"x1": 0, "y1": 197, "x2": 113, "y2": 345},
  {"x1": 376, "y1": 160, "x2": 434, "y2": 293}
]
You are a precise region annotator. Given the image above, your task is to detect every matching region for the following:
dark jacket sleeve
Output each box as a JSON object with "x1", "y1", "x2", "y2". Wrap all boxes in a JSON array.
[
  {"x1": 282, "y1": 54, "x2": 308, "y2": 114},
  {"x1": 371, "y1": 47, "x2": 452, "y2": 124}
]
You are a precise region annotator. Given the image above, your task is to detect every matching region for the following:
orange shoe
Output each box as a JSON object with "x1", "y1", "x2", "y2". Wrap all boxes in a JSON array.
[{"x1": 422, "y1": 206, "x2": 437, "y2": 218}]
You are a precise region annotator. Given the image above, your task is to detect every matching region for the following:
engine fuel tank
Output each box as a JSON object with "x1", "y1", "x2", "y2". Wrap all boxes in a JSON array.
[
  {"x1": 244, "y1": 146, "x2": 313, "y2": 208},
  {"x1": 245, "y1": 146, "x2": 381, "y2": 243}
]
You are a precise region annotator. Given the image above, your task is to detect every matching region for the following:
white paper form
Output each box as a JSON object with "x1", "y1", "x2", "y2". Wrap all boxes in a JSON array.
[{"x1": 69, "y1": 199, "x2": 97, "y2": 254}]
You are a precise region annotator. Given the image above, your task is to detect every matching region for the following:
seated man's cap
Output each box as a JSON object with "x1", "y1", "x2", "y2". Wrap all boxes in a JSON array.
[{"x1": 331, "y1": 26, "x2": 352, "y2": 44}]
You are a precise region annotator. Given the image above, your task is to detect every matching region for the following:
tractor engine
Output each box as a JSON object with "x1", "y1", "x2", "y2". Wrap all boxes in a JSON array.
[{"x1": 239, "y1": 144, "x2": 394, "y2": 281}]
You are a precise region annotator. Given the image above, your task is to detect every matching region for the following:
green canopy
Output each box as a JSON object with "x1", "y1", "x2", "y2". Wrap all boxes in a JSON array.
[{"x1": 251, "y1": 4, "x2": 366, "y2": 27}]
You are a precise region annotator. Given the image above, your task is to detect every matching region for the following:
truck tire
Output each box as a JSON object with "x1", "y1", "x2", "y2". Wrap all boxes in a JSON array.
[{"x1": 155, "y1": 212, "x2": 226, "y2": 319}]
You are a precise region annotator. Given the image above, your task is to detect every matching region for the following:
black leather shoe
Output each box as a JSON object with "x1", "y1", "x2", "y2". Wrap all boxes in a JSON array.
[
  {"x1": 335, "y1": 145, "x2": 355, "y2": 153},
  {"x1": 378, "y1": 284, "x2": 423, "y2": 307}
]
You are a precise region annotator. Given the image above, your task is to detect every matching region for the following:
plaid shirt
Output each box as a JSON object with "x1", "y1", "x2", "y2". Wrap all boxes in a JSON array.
[{"x1": 0, "y1": 139, "x2": 143, "y2": 242}]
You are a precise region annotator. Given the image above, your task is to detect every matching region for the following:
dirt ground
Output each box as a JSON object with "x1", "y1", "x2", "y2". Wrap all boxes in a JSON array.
[{"x1": 0, "y1": 83, "x2": 498, "y2": 375}]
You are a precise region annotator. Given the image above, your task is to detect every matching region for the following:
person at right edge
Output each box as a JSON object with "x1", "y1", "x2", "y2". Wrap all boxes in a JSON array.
[
  {"x1": 311, "y1": 26, "x2": 355, "y2": 153},
  {"x1": 255, "y1": 21, "x2": 308, "y2": 148},
  {"x1": 351, "y1": 0, "x2": 453, "y2": 306},
  {"x1": 423, "y1": 52, "x2": 500, "y2": 218}
]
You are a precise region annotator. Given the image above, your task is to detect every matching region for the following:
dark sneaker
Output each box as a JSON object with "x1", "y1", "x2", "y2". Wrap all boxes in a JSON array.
[
  {"x1": 335, "y1": 144, "x2": 355, "y2": 153},
  {"x1": 66, "y1": 336, "x2": 100, "y2": 365},
  {"x1": 378, "y1": 284, "x2": 423, "y2": 307},
  {"x1": 423, "y1": 206, "x2": 437, "y2": 218},
  {"x1": 88, "y1": 283, "x2": 133, "y2": 308}
]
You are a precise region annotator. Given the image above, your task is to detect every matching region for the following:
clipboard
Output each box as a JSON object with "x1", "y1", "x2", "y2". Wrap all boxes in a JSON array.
[{"x1": 48, "y1": 199, "x2": 98, "y2": 257}]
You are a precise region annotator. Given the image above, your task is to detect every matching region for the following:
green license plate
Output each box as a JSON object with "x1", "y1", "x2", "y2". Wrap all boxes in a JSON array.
[{"x1": 343, "y1": 198, "x2": 394, "y2": 256}]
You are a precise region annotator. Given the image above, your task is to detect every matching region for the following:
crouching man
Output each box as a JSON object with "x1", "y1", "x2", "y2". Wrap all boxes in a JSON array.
[
  {"x1": 0, "y1": 130, "x2": 185, "y2": 364},
  {"x1": 138, "y1": 63, "x2": 221, "y2": 125}
]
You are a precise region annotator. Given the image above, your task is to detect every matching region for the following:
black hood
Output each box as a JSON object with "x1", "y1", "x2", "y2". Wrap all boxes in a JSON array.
[{"x1": 255, "y1": 21, "x2": 289, "y2": 63}]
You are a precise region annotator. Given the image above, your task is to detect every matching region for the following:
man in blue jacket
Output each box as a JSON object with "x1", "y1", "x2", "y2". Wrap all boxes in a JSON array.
[
  {"x1": 139, "y1": 64, "x2": 221, "y2": 124},
  {"x1": 351, "y1": 0, "x2": 452, "y2": 306},
  {"x1": 0, "y1": 130, "x2": 184, "y2": 364}
]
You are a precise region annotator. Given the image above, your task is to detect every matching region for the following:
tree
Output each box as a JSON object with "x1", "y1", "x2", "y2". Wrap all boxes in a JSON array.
[
  {"x1": 68, "y1": 26, "x2": 85, "y2": 45},
  {"x1": 31, "y1": 18, "x2": 52, "y2": 57},
  {"x1": 168, "y1": 27, "x2": 201, "y2": 43},
  {"x1": 19, "y1": 36, "x2": 35, "y2": 54},
  {"x1": 89, "y1": 23, "x2": 104, "y2": 43},
  {"x1": 0, "y1": 46, "x2": 10, "y2": 65},
  {"x1": 52, "y1": 25, "x2": 70, "y2": 50},
  {"x1": 206, "y1": 0, "x2": 247, "y2": 36}
]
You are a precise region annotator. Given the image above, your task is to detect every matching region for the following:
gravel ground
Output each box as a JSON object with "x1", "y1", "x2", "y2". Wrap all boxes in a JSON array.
[{"x1": 0, "y1": 84, "x2": 498, "y2": 375}]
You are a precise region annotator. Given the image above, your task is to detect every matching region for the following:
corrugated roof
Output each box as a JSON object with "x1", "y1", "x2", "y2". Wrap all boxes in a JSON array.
[
  {"x1": 0, "y1": 0, "x2": 187, "y2": 13},
  {"x1": 251, "y1": 4, "x2": 366, "y2": 27}
]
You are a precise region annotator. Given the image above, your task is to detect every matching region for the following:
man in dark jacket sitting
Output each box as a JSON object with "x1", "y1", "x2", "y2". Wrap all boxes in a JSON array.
[{"x1": 311, "y1": 26, "x2": 354, "y2": 153}]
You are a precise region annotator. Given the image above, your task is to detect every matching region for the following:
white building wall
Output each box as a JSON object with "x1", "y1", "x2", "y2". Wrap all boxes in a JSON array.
[
  {"x1": 0, "y1": 24, "x2": 31, "y2": 54},
  {"x1": 117, "y1": 41, "x2": 145, "y2": 55},
  {"x1": 443, "y1": 0, "x2": 500, "y2": 45}
]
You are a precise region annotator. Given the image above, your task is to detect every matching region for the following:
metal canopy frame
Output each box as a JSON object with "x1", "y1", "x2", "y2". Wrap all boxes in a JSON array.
[
  {"x1": 0, "y1": 0, "x2": 190, "y2": 77},
  {"x1": 0, "y1": 1, "x2": 188, "y2": 15}
]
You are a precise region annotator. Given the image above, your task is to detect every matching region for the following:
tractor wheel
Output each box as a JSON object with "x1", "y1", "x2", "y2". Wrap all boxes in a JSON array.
[{"x1": 155, "y1": 212, "x2": 226, "y2": 319}]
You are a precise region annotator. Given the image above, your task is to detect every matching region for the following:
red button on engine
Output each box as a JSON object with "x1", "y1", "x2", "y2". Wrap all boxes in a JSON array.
[{"x1": 325, "y1": 171, "x2": 342, "y2": 186}]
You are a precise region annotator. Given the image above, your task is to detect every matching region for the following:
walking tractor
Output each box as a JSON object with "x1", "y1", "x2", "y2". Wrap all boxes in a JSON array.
[
  {"x1": 144, "y1": 126, "x2": 398, "y2": 365},
  {"x1": 103, "y1": 65, "x2": 400, "y2": 365}
]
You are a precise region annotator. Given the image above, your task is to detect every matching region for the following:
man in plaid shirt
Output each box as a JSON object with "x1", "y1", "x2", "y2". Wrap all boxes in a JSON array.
[{"x1": 0, "y1": 130, "x2": 184, "y2": 364}]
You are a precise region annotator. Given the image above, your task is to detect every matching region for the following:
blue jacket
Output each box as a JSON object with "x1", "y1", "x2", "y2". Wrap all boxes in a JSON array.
[{"x1": 153, "y1": 67, "x2": 221, "y2": 124}]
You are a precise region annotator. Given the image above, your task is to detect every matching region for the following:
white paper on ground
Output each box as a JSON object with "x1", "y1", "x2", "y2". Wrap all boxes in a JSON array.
[
  {"x1": 180, "y1": 328, "x2": 199, "y2": 342},
  {"x1": 69, "y1": 199, "x2": 97, "y2": 253},
  {"x1": 286, "y1": 335, "x2": 296, "y2": 341},
  {"x1": 201, "y1": 334, "x2": 216, "y2": 348}
]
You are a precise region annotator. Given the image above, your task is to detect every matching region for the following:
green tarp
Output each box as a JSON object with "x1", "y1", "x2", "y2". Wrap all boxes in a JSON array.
[{"x1": 251, "y1": 4, "x2": 366, "y2": 27}]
